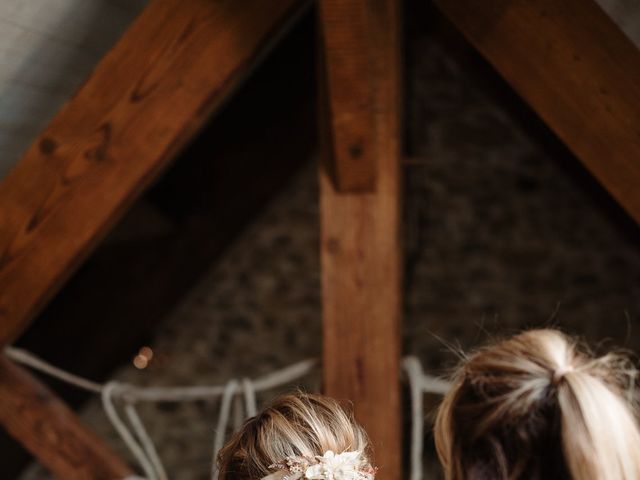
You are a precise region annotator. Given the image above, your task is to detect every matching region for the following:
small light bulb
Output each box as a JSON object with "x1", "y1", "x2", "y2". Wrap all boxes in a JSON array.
[
  {"x1": 139, "y1": 346, "x2": 154, "y2": 360},
  {"x1": 133, "y1": 354, "x2": 148, "y2": 369}
]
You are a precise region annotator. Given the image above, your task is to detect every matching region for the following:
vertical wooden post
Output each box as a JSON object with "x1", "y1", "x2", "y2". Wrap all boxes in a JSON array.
[
  {"x1": 318, "y1": 1, "x2": 402, "y2": 478},
  {"x1": 0, "y1": 356, "x2": 132, "y2": 479},
  {"x1": 318, "y1": 0, "x2": 402, "y2": 192}
]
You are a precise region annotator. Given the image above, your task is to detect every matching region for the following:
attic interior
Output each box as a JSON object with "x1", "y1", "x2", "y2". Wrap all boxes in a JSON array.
[{"x1": 1, "y1": 0, "x2": 639, "y2": 479}]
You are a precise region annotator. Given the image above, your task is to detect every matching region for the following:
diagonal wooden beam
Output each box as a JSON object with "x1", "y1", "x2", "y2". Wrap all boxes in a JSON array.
[
  {"x1": 435, "y1": 0, "x2": 640, "y2": 224},
  {"x1": 0, "y1": 0, "x2": 307, "y2": 343},
  {"x1": 0, "y1": 354, "x2": 132, "y2": 479},
  {"x1": 319, "y1": 1, "x2": 403, "y2": 478}
]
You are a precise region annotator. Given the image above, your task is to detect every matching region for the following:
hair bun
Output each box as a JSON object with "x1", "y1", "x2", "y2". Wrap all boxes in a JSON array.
[{"x1": 217, "y1": 393, "x2": 373, "y2": 479}]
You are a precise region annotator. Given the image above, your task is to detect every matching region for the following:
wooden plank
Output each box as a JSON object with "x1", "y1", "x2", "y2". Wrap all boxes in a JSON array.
[
  {"x1": 319, "y1": 1, "x2": 402, "y2": 478},
  {"x1": 318, "y1": 0, "x2": 399, "y2": 192},
  {"x1": 0, "y1": 355, "x2": 132, "y2": 479},
  {"x1": 435, "y1": 0, "x2": 640, "y2": 224},
  {"x1": 0, "y1": 0, "x2": 306, "y2": 343}
]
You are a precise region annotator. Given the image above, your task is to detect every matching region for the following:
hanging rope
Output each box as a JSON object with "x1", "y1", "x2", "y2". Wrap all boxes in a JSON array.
[
  {"x1": 211, "y1": 379, "x2": 239, "y2": 480},
  {"x1": 402, "y1": 356, "x2": 452, "y2": 480},
  {"x1": 124, "y1": 402, "x2": 169, "y2": 480},
  {"x1": 241, "y1": 377, "x2": 257, "y2": 417},
  {"x1": 7, "y1": 346, "x2": 103, "y2": 393},
  {"x1": 6, "y1": 347, "x2": 452, "y2": 480},
  {"x1": 102, "y1": 382, "x2": 159, "y2": 480},
  {"x1": 404, "y1": 357, "x2": 425, "y2": 480},
  {"x1": 4, "y1": 346, "x2": 316, "y2": 402},
  {"x1": 6, "y1": 346, "x2": 316, "y2": 480}
]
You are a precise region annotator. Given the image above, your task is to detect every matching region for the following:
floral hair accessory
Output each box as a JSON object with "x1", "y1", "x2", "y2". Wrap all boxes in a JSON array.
[{"x1": 261, "y1": 450, "x2": 376, "y2": 480}]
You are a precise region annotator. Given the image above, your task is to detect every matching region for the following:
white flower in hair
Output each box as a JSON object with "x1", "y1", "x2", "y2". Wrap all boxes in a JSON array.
[
  {"x1": 305, "y1": 451, "x2": 363, "y2": 479},
  {"x1": 263, "y1": 450, "x2": 376, "y2": 480}
]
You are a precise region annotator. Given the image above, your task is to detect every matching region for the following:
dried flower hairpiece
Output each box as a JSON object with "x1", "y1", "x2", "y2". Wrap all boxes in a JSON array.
[{"x1": 261, "y1": 450, "x2": 376, "y2": 480}]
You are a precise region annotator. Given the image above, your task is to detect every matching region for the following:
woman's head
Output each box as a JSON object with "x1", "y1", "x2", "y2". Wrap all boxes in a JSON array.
[
  {"x1": 435, "y1": 329, "x2": 640, "y2": 480},
  {"x1": 217, "y1": 392, "x2": 373, "y2": 479}
]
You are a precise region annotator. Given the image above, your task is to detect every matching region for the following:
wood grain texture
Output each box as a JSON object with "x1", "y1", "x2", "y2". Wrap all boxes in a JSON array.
[
  {"x1": 435, "y1": 0, "x2": 640, "y2": 224},
  {"x1": 0, "y1": 0, "x2": 148, "y2": 178},
  {"x1": 0, "y1": 355, "x2": 132, "y2": 479},
  {"x1": 320, "y1": 1, "x2": 402, "y2": 477},
  {"x1": 0, "y1": 0, "x2": 305, "y2": 343},
  {"x1": 318, "y1": 0, "x2": 401, "y2": 192}
]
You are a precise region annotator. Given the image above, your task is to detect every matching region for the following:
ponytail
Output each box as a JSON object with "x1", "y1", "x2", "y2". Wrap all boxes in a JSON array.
[{"x1": 434, "y1": 329, "x2": 640, "y2": 480}]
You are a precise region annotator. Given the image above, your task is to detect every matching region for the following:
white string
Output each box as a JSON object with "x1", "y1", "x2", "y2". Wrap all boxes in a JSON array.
[
  {"x1": 125, "y1": 359, "x2": 316, "y2": 402},
  {"x1": 212, "y1": 379, "x2": 239, "y2": 480},
  {"x1": 102, "y1": 382, "x2": 158, "y2": 480},
  {"x1": 403, "y1": 357, "x2": 453, "y2": 480},
  {"x1": 242, "y1": 377, "x2": 257, "y2": 417},
  {"x1": 419, "y1": 373, "x2": 451, "y2": 396},
  {"x1": 4, "y1": 346, "x2": 316, "y2": 402},
  {"x1": 124, "y1": 402, "x2": 169, "y2": 480},
  {"x1": 404, "y1": 357, "x2": 425, "y2": 480},
  {"x1": 5, "y1": 346, "x2": 103, "y2": 393}
]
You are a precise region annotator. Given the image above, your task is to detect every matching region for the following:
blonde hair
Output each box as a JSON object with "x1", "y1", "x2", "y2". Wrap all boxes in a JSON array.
[
  {"x1": 435, "y1": 329, "x2": 640, "y2": 480},
  {"x1": 217, "y1": 392, "x2": 372, "y2": 479}
]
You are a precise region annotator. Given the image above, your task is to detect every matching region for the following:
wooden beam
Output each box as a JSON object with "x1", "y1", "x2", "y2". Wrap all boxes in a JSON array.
[
  {"x1": 16, "y1": 10, "x2": 317, "y2": 405},
  {"x1": 435, "y1": 0, "x2": 640, "y2": 224},
  {"x1": 318, "y1": 0, "x2": 399, "y2": 192},
  {"x1": 0, "y1": 0, "x2": 306, "y2": 344},
  {"x1": 320, "y1": 2, "x2": 402, "y2": 478},
  {"x1": 0, "y1": 355, "x2": 132, "y2": 479}
]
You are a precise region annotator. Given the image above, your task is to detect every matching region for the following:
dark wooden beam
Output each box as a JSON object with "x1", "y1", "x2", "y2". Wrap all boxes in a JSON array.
[
  {"x1": 320, "y1": 2, "x2": 403, "y2": 478},
  {"x1": 318, "y1": 0, "x2": 401, "y2": 192},
  {"x1": 0, "y1": 0, "x2": 306, "y2": 343},
  {"x1": 0, "y1": 355, "x2": 132, "y2": 479},
  {"x1": 435, "y1": 0, "x2": 640, "y2": 224}
]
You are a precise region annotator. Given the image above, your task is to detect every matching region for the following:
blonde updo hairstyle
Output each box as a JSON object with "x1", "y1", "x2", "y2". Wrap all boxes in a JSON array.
[
  {"x1": 217, "y1": 392, "x2": 372, "y2": 479},
  {"x1": 435, "y1": 329, "x2": 640, "y2": 480}
]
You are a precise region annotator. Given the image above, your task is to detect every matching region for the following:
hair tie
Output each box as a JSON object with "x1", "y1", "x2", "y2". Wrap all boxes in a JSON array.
[{"x1": 552, "y1": 365, "x2": 574, "y2": 386}]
